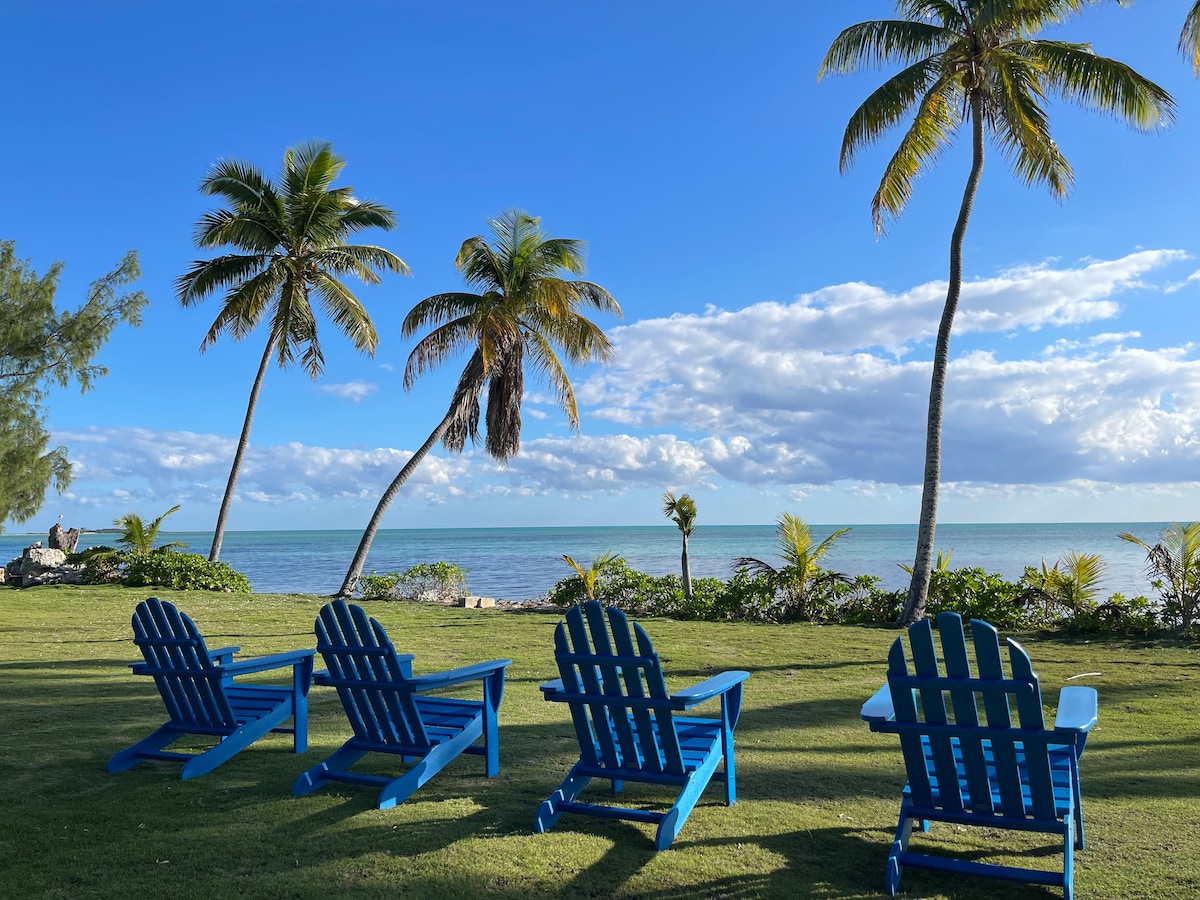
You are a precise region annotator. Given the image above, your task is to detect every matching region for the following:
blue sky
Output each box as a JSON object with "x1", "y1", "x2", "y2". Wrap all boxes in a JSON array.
[{"x1": 4, "y1": 0, "x2": 1200, "y2": 533}]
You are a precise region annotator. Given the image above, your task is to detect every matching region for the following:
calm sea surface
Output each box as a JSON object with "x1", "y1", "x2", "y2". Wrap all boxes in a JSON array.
[{"x1": 0, "y1": 522, "x2": 1169, "y2": 601}]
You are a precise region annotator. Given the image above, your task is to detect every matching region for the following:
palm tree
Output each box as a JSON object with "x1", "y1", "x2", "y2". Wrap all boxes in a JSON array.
[
  {"x1": 735, "y1": 513, "x2": 850, "y2": 620},
  {"x1": 1022, "y1": 551, "x2": 1106, "y2": 622},
  {"x1": 819, "y1": 1, "x2": 1174, "y2": 624},
  {"x1": 81, "y1": 504, "x2": 187, "y2": 562},
  {"x1": 176, "y1": 141, "x2": 407, "y2": 562},
  {"x1": 662, "y1": 490, "x2": 698, "y2": 601},
  {"x1": 1181, "y1": 3, "x2": 1200, "y2": 74},
  {"x1": 562, "y1": 551, "x2": 621, "y2": 602},
  {"x1": 337, "y1": 210, "x2": 622, "y2": 597},
  {"x1": 115, "y1": 504, "x2": 188, "y2": 555},
  {"x1": 1119, "y1": 523, "x2": 1200, "y2": 630}
]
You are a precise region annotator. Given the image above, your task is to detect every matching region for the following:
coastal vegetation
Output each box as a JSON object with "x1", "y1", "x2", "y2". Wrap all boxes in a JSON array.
[
  {"x1": 1119, "y1": 522, "x2": 1200, "y2": 631},
  {"x1": 542, "y1": 515, "x2": 1195, "y2": 637},
  {"x1": 354, "y1": 561, "x2": 470, "y2": 603},
  {"x1": 733, "y1": 513, "x2": 851, "y2": 623},
  {"x1": 4, "y1": 587, "x2": 1196, "y2": 898},
  {"x1": 819, "y1": 1, "x2": 1176, "y2": 625},
  {"x1": 0, "y1": 240, "x2": 146, "y2": 532},
  {"x1": 176, "y1": 141, "x2": 408, "y2": 563},
  {"x1": 338, "y1": 210, "x2": 622, "y2": 598},
  {"x1": 560, "y1": 550, "x2": 621, "y2": 602}
]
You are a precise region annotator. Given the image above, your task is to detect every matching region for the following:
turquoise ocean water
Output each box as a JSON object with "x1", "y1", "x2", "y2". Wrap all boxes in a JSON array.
[{"x1": 0, "y1": 522, "x2": 1170, "y2": 601}]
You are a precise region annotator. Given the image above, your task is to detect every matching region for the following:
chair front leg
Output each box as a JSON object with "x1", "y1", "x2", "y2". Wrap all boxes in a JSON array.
[
  {"x1": 482, "y1": 667, "x2": 506, "y2": 777},
  {"x1": 291, "y1": 655, "x2": 314, "y2": 753}
]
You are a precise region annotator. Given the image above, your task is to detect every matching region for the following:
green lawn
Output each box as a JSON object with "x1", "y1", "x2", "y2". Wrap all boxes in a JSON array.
[{"x1": 3, "y1": 586, "x2": 1197, "y2": 899}]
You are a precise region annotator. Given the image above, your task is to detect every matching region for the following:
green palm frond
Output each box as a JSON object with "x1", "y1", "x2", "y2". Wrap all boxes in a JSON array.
[
  {"x1": 663, "y1": 492, "x2": 698, "y2": 536},
  {"x1": 176, "y1": 253, "x2": 270, "y2": 306},
  {"x1": 819, "y1": 19, "x2": 952, "y2": 77},
  {"x1": 1182, "y1": 2, "x2": 1200, "y2": 76},
  {"x1": 1028, "y1": 40, "x2": 1175, "y2": 130},
  {"x1": 115, "y1": 504, "x2": 182, "y2": 555},
  {"x1": 403, "y1": 314, "x2": 488, "y2": 388},
  {"x1": 1059, "y1": 550, "x2": 1106, "y2": 611},
  {"x1": 839, "y1": 55, "x2": 945, "y2": 172},
  {"x1": 199, "y1": 159, "x2": 273, "y2": 208},
  {"x1": 192, "y1": 208, "x2": 283, "y2": 253},
  {"x1": 522, "y1": 330, "x2": 578, "y2": 428},
  {"x1": 871, "y1": 76, "x2": 959, "y2": 232}
]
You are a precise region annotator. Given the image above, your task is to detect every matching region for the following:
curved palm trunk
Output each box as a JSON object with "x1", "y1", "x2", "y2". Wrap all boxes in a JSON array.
[
  {"x1": 209, "y1": 340, "x2": 272, "y2": 562},
  {"x1": 900, "y1": 93, "x2": 985, "y2": 625},
  {"x1": 680, "y1": 533, "x2": 693, "y2": 601},
  {"x1": 336, "y1": 407, "x2": 458, "y2": 598},
  {"x1": 337, "y1": 351, "x2": 485, "y2": 599}
]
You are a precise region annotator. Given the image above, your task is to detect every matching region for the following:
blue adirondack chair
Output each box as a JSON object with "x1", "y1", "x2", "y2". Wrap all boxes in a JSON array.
[
  {"x1": 108, "y1": 597, "x2": 315, "y2": 779},
  {"x1": 861, "y1": 612, "x2": 1099, "y2": 899},
  {"x1": 535, "y1": 601, "x2": 750, "y2": 850},
  {"x1": 293, "y1": 600, "x2": 512, "y2": 809}
]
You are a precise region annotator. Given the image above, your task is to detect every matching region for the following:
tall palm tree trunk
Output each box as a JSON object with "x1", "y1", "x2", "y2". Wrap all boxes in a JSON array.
[
  {"x1": 209, "y1": 340, "x2": 272, "y2": 562},
  {"x1": 335, "y1": 407, "x2": 458, "y2": 598},
  {"x1": 681, "y1": 533, "x2": 693, "y2": 601},
  {"x1": 900, "y1": 93, "x2": 985, "y2": 625},
  {"x1": 337, "y1": 351, "x2": 486, "y2": 599}
]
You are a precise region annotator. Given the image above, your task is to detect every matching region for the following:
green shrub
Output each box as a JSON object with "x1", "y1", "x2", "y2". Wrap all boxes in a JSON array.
[
  {"x1": 356, "y1": 570, "x2": 402, "y2": 600},
  {"x1": 1068, "y1": 593, "x2": 1161, "y2": 635},
  {"x1": 827, "y1": 575, "x2": 902, "y2": 625},
  {"x1": 354, "y1": 562, "x2": 468, "y2": 603},
  {"x1": 925, "y1": 567, "x2": 1027, "y2": 628},
  {"x1": 713, "y1": 569, "x2": 778, "y2": 621},
  {"x1": 123, "y1": 552, "x2": 252, "y2": 592},
  {"x1": 70, "y1": 546, "x2": 124, "y2": 585}
]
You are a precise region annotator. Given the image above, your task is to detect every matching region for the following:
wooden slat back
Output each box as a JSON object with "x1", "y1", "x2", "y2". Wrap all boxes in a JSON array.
[
  {"x1": 554, "y1": 603, "x2": 684, "y2": 775},
  {"x1": 132, "y1": 598, "x2": 235, "y2": 729},
  {"x1": 315, "y1": 601, "x2": 428, "y2": 749},
  {"x1": 887, "y1": 612, "x2": 1056, "y2": 823}
]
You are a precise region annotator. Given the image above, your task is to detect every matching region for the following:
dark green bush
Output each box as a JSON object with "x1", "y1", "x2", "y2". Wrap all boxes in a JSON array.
[
  {"x1": 925, "y1": 567, "x2": 1027, "y2": 628},
  {"x1": 70, "y1": 546, "x2": 124, "y2": 585},
  {"x1": 543, "y1": 556, "x2": 1177, "y2": 636},
  {"x1": 123, "y1": 552, "x2": 252, "y2": 592},
  {"x1": 1068, "y1": 593, "x2": 1161, "y2": 636}
]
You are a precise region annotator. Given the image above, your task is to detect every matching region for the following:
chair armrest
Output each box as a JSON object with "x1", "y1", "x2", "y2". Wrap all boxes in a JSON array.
[
  {"x1": 671, "y1": 670, "x2": 750, "y2": 709},
  {"x1": 408, "y1": 659, "x2": 512, "y2": 691},
  {"x1": 861, "y1": 684, "x2": 895, "y2": 723},
  {"x1": 224, "y1": 649, "x2": 315, "y2": 677},
  {"x1": 540, "y1": 678, "x2": 565, "y2": 697},
  {"x1": 1054, "y1": 685, "x2": 1098, "y2": 733},
  {"x1": 207, "y1": 646, "x2": 240, "y2": 664}
]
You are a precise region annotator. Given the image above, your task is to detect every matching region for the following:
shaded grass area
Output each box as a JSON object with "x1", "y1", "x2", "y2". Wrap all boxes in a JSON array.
[{"x1": 2, "y1": 585, "x2": 1197, "y2": 899}]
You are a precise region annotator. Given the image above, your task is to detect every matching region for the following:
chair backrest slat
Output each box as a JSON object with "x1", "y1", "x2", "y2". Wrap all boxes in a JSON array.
[
  {"x1": 969, "y1": 622, "x2": 1027, "y2": 815},
  {"x1": 633, "y1": 620, "x2": 685, "y2": 774},
  {"x1": 132, "y1": 598, "x2": 234, "y2": 729},
  {"x1": 315, "y1": 601, "x2": 427, "y2": 749},
  {"x1": 607, "y1": 612, "x2": 662, "y2": 773},
  {"x1": 908, "y1": 620, "x2": 963, "y2": 812},
  {"x1": 1010, "y1": 643, "x2": 1057, "y2": 821},
  {"x1": 938, "y1": 614, "x2": 992, "y2": 812}
]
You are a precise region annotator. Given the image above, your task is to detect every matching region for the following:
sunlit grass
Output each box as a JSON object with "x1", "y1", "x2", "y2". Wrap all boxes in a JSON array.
[{"x1": 3, "y1": 585, "x2": 1197, "y2": 898}]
